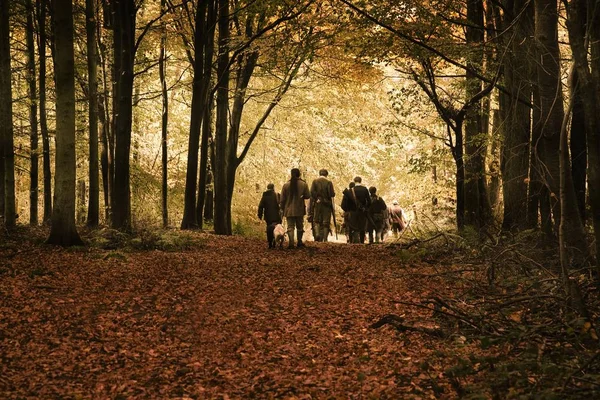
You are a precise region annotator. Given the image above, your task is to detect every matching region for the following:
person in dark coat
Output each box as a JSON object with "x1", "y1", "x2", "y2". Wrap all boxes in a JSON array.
[
  {"x1": 340, "y1": 181, "x2": 356, "y2": 242},
  {"x1": 309, "y1": 169, "x2": 335, "y2": 242},
  {"x1": 280, "y1": 168, "x2": 311, "y2": 248},
  {"x1": 367, "y1": 186, "x2": 387, "y2": 244},
  {"x1": 258, "y1": 183, "x2": 282, "y2": 248},
  {"x1": 347, "y1": 176, "x2": 371, "y2": 243}
]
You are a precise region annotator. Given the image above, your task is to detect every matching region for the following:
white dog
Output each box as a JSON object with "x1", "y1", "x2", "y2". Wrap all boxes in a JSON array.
[{"x1": 272, "y1": 223, "x2": 286, "y2": 248}]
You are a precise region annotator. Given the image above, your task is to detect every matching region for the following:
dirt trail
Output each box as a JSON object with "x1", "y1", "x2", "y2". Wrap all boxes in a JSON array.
[{"x1": 1, "y1": 234, "x2": 474, "y2": 399}]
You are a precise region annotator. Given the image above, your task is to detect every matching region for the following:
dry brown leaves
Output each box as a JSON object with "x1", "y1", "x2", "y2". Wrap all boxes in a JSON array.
[{"x1": 1, "y1": 234, "x2": 488, "y2": 399}]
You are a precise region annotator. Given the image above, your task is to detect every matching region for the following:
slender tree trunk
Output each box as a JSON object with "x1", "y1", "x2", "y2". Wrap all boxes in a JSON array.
[
  {"x1": 26, "y1": 0, "x2": 39, "y2": 226},
  {"x1": 86, "y1": 0, "x2": 99, "y2": 227},
  {"x1": 181, "y1": 0, "x2": 208, "y2": 229},
  {"x1": 38, "y1": 0, "x2": 52, "y2": 223},
  {"x1": 214, "y1": 0, "x2": 231, "y2": 235},
  {"x1": 570, "y1": 69, "x2": 587, "y2": 222},
  {"x1": 159, "y1": 0, "x2": 169, "y2": 228},
  {"x1": 528, "y1": 83, "x2": 543, "y2": 229},
  {"x1": 464, "y1": 0, "x2": 489, "y2": 228},
  {"x1": 111, "y1": 0, "x2": 136, "y2": 231},
  {"x1": 47, "y1": 0, "x2": 82, "y2": 246},
  {"x1": 534, "y1": 0, "x2": 562, "y2": 236},
  {"x1": 450, "y1": 123, "x2": 465, "y2": 230},
  {"x1": 0, "y1": 0, "x2": 16, "y2": 229},
  {"x1": 500, "y1": 0, "x2": 533, "y2": 231},
  {"x1": 97, "y1": 26, "x2": 113, "y2": 222},
  {"x1": 488, "y1": 109, "x2": 501, "y2": 211},
  {"x1": 196, "y1": 0, "x2": 217, "y2": 228}
]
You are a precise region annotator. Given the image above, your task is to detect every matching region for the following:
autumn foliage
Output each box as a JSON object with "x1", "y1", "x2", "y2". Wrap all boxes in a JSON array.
[{"x1": 1, "y1": 228, "x2": 598, "y2": 398}]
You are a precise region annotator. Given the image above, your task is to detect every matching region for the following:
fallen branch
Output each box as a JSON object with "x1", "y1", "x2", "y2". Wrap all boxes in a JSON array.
[{"x1": 370, "y1": 314, "x2": 446, "y2": 338}]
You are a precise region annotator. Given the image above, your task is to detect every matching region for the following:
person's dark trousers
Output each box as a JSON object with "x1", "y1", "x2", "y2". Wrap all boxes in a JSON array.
[{"x1": 266, "y1": 223, "x2": 275, "y2": 248}]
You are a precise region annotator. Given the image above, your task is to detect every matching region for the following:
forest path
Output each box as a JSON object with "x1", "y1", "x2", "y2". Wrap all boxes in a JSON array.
[{"x1": 1, "y1": 233, "x2": 474, "y2": 399}]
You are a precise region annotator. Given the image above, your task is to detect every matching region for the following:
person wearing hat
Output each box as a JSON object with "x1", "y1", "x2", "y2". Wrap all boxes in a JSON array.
[
  {"x1": 309, "y1": 169, "x2": 336, "y2": 241},
  {"x1": 389, "y1": 200, "x2": 407, "y2": 238},
  {"x1": 258, "y1": 183, "x2": 282, "y2": 248}
]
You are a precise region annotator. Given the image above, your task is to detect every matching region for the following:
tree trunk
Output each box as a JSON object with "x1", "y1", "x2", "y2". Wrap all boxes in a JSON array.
[
  {"x1": 86, "y1": 0, "x2": 99, "y2": 227},
  {"x1": 528, "y1": 83, "x2": 543, "y2": 229},
  {"x1": 566, "y1": 0, "x2": 600, "y2": 276},
  {"x1": 46, "y1": 0, "x2": 82, "y2": 246},
  {"x1": 534, "y1": 0, "x2": 562, "y2": 236},
  {"x1": 181, "y1": 0, "x2": 209, "y2": 230},
  {"x1": 0, "y1": 0, "x2": 16, "y2": 229},
  {"x1": 570, "y1": 68, "x2": 587, "y2": 222},
  {"x1": 196, "y1": 0, "x2": 217, "y2": 228},
  {"x1": 37, "y1": 0, "x2": 52, "y2": 224},
  {"x1": 214, "y1": 0, "x2": 231, "y2": 235},
  {"x1": 534, "y1": 0, "x2": 587, "y2": 261},
  {"x1": 464, "y1": 0, "x2": 490, "y2": 229},
  {"x1": 488, "y1": 109, "x2": 501, "y2": 211},
  {"x1": 451, "y1": 123, "x2": 465, "y2": 230},
  {"x1": 111, "y1": 0, "x2": 136, "y2": 231},
  {"x1": 26, "y1": 0, "x2": 39, "y2": 226},
  {"x1": 159, "y1": 0, "x2": 169, "y2": 228},
  {"x1": 500, "y1": 0, "x2": 533, "y2": 231}
]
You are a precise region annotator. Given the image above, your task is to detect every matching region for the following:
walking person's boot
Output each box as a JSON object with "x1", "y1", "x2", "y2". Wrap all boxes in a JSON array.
[
  {"x1": 321, "y1": 227, "x2": 329, "y2": 242},
  {"x1": 296, "y1": 231, "x2": 305, "y2": 248},
  {"x1": 287, "y1": 228, "x2": 295, "y2": 249}
]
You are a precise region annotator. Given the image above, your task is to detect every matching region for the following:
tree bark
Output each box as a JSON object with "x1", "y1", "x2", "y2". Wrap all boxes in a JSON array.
[
  {"x1": 500, "y1": 0, "x2": 534, "y2": 231},
  {"x1": 37, "y1": 0, "x2": 52, "y2": 224},
  {"x1": 464, "y1": 0, "x2": 490, "y2": 229},
  {"x1": 181, "y1": 0, "x2": 209, "y2": 230},
  {"x1": 570, "y1": 68, "x2": 587, "y2": 222},
  {"x1": 86, "y1": 0, "x2": 99, "y2": 227},
  {"x1": 196, "y1": 0, "x2": 217, "y2": 228},
  {"x1": 111, "y1": 0, "x2": 136, "y2": 231},
  {"x1": 566, "y1": 0, "x2": 600, "y2": 275},
  {"x1": 534, "y1": 0, "x2": 562, "y2": 236},
  {"x1": 0, "y1": 0, "x2": 16, "y2": 229},
  {"x1": 160, "y1": 0, "x2": 169, "y2": 228},
  {"x1": 214, "y1": 0, "x2": 231, "y2": 235},
  {"x1": 46, "y1": 0, "x2": 82, "y2": 246},
  {"x1": 26, "y1": 0, "x2": 39, "y2": 226}
]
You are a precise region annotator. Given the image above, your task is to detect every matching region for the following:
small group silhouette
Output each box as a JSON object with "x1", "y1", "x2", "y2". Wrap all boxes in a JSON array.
[{"x1": 258, "y1": 169, "x2": 407, "y2": 249}]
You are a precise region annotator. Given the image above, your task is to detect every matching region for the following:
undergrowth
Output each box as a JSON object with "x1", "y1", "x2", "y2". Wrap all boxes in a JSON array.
[{"x1": 388, "y1": 227, "x2": 600, "y2": 398}]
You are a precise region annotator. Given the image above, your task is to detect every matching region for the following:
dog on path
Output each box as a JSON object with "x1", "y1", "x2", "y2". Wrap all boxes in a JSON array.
[{"x1": 272, "y1": 223, "x2": 286, "y2": 249}]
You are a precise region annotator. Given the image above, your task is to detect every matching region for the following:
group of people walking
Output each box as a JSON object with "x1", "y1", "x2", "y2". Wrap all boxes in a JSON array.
[{"x1": 257, "y1": 168, "x2": 407, "y2": 249}]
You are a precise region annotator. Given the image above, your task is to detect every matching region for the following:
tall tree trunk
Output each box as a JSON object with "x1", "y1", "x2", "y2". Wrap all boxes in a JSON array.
[
  {"x1": 214, "y1": 0, "x2": 231, "y2": 235},
  {"x1": 566, "y1": 0, "x2": 600, "y2": 276},
  {"x1": 570, "y1": 68, "x2": 587, "y2": 222},
  {"x1": 534, "y1": 0, "x2": 587, "y2": 260},
  {"x1": 534, "y1": 0, "x2": 562, "y2": 236},
  {"x1": 196, "y1": 0, "x2": 217, "y2": 228},
  {"x1": 97, "y1": 26, "x2": 114, "y2": 222},
  {"x1": 159, "y1": 0, "x2": 169, "y2": 228},
  {"x1": 38, "y1": 0, "x2": 52, "y2": 223},
  {"x1": 451, "y1": 123, "x2": 465, "y2": 230},
  {"x1": 26, "y1": 0, "x2": 39, "y2": 226},
  {"x1": 111, "y1": 0, "x2": 136, "y2": 231},
  {"x1": 181, "y1": 0, "x2": 209, "y2": 229},
  {"x1": 86, "y1": 0, "x2": 99, "y2": 227},
  {"x1": 500, "y1": 0, "x2": 533, "y2": 231},
  {"x1": 528, "y1": 83, "x2": 543, "y2": 229},
  {"x1": 488, "y1": 109, "x2": 501, "y2": 211},
  {"x1": 0, "y1": 0, "x2": 16, "y2": 229},
  {"x1": 464, "y1": 0, "x2": 490, "y2": 228},
  {"x1": 47, "y1": 0, "x2": 82, "y2": 246}
]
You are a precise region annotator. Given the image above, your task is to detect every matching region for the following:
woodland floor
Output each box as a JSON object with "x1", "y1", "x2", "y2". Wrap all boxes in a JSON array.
[{"x1": 1, "y1": 230, "x2": 598, "y2": 399}]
